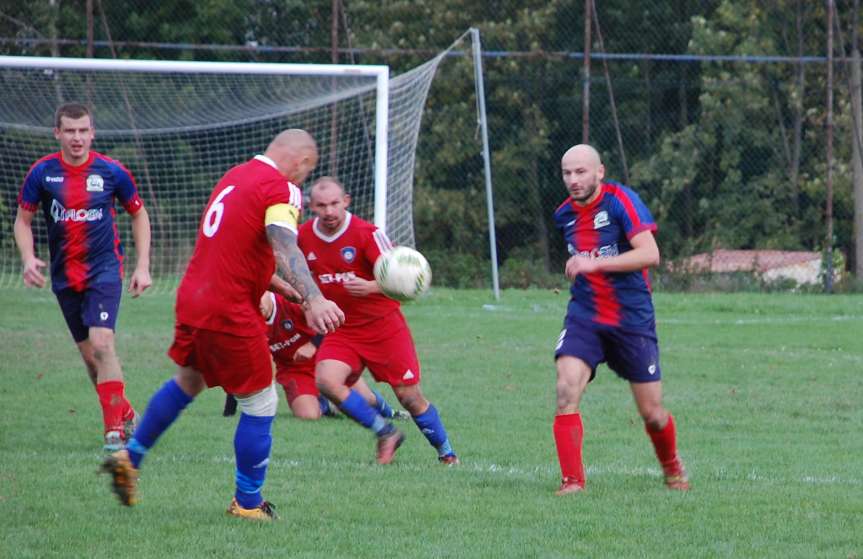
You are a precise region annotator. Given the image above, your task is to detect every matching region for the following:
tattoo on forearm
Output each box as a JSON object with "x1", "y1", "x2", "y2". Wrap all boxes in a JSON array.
[{"x1": 266, "y1": 225, "x2": 322, "y2": 301}]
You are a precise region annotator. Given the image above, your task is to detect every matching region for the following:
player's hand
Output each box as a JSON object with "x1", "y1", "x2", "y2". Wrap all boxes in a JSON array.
[
  {"x1": 22, "y1": 256, "x2": 47, "y2": 288},
  {"x1": 128, "y1": 266, "x2": 152, "y2": 298},
  {"x1": 303, "y1": 296, "x2": 345, "y2": 334},
  {"x1": 343, "y1": 277, "x2": 380, "y2": 297},
  {"x1": 270, "y1": 274, "x2": 304, "y2": 303},
  {"x1": 293, "y1": 342, "x2": 317, "y2": 362},
  {"x1": 565, "y1": 255, "x2": 599, "y2": 280}
]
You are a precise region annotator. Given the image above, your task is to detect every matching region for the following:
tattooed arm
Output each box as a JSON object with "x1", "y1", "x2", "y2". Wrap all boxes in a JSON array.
[{"x1": 266, "y1": 224, "x2": 344, "y2": 333}]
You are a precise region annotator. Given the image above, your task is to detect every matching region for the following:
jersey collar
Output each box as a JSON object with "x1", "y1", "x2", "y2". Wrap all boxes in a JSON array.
[
  {"x1": 313, "y1": 211, "x2": 352, "y2": 243},
  {"x1": 254, "y1": 154, "x2": 279, "y2": 170}
]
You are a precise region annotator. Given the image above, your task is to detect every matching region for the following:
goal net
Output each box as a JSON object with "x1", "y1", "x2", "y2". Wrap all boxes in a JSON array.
[{"x1": 0, "y1": 53, "x2": 445, "y2": 290}]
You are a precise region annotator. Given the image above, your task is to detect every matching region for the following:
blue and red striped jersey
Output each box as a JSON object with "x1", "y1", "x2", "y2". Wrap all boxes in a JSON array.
[
  {"x1": 553, "y1": 181, "x2": 657, "y2": 329},
  {"x1": 18, "y1": 151, "x2": 144, "y2": 293}
]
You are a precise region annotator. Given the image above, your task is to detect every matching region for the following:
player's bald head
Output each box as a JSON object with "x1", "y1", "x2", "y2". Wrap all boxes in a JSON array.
[
  {"x1": 267, "y1": 129, "x2": 316, "y2": 153},
  {"x1": 561, "y1": 144, "x2": 602, "y2": 170},
  {"x1": 264, "y1": 129, "x2": 319, "y2": 183},
  {"x1": 311, "y1": 176, "x2": 346, "y2": 200}
]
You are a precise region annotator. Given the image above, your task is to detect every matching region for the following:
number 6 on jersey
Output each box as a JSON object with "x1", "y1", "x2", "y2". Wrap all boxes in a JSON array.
[{"x1": 203, "y1": 185, "x2": 235, "y2": 237}]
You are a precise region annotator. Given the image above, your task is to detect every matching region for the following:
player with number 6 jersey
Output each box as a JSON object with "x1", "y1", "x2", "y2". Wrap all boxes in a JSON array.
[
  {"x1": 174, "y1": 155, "x2": 304, "y2": 340},
  {"x1": 102, "y1": 129, "x2": 344, "y2": 521}
]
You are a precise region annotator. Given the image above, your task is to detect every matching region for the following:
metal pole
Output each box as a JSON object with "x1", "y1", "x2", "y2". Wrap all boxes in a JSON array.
[
  {"x1": 826, "y1": 0, "x2": 835, "y2": 293},
  {"x1": 581, "y1": 0, "x2": 592, "y2": 143},
  {"x1": 470, "y1": 27, "x2": 500, "y2": 301}
]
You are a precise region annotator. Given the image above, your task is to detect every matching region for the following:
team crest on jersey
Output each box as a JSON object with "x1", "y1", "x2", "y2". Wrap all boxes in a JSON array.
[
  {"x1": 341, "y1": 246, "x2": 357, "y2": 263},
  {"x1": 86, "y1": 174, "x2": 104, "y2": 192},
  {"x1": 281, "y1": 319, "x2": 294, "y2": 331},
  {"x1": 593, "y1": 211, "x2": 610, "y2": 229}
]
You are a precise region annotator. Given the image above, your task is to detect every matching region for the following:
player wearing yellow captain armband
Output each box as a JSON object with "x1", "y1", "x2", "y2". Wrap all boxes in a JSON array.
[{"x1": 101, "y1": 129, "x2": 344, "y2": 521}]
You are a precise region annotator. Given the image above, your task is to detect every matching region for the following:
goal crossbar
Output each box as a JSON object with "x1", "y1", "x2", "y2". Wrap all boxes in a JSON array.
[{"x1": 0, "y1": 55, "x2": 391, "y2": 231}]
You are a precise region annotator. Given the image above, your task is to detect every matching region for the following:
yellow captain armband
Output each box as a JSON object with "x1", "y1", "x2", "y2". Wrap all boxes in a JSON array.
[{"x1": 264, "y1": 203, "x2": 299, "y2": 232}]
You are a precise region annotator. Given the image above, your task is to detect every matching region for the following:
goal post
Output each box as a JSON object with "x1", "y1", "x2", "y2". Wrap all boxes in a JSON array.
[{"x1": 0, "y1": 54, "x2": 450, "y2": 290}]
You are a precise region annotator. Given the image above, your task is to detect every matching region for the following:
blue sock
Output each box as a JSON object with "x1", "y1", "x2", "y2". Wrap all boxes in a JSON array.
[
  {"x1": 234, "y1": 413, "x2": 274, "y2": 510},
  {"x1": 413, "y1": 404, "x2": 454, "y2": 457},
  {"x1": 371, "y1": 388, "x2": 395, "y2": 418},
  {"x1": 126, "y1": 379, "x2": 193, "y2": 469},
  {"x1": 318, "y1": 396, "x2": 334, "y2": 416},
  {"x1": 339, "y1": 389, "x2": 391, "y2": 436}
]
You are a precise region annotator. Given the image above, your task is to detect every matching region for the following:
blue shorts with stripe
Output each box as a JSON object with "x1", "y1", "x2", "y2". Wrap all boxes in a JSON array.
[{"x1": 554, "y1": 315, "x2": 661, "y2": 383}]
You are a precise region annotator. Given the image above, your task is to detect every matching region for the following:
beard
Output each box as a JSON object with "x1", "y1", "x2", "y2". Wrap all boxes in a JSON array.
[{"x1": 570, "y1": 181, "x2": 599, "y2": 203}]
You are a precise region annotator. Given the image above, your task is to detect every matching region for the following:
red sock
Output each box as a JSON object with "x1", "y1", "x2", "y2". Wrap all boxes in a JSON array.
[
  {"x1": 553, "y1": 413, "x2": 585, "y2": 487},
  {"x1": 95, "y1": 380, "x2": 132, "y2": 433},
  {"x1": 646, "y1": 413, "x2": 679, "y2": 469}
]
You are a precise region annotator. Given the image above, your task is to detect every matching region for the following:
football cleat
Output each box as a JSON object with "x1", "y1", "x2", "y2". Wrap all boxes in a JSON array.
[
  {"x1": 555, "y1": 477, "x2": 585, "y2": 496},
  {"x1": 376, "y1": 428, "x2": 405, "y2": 465},
  {"x1": 123, "y1": 410, "x2": 140, "y2": 441},
  {"x1": 223, "y1": 394, "x2": 238, "y2": 417},
  {"x1": 663, "y1": 457, "x2": 690, "y2": 491},
  {"x1": 101, "y1": 449, "x2": 139, "y2": 506},
  {"x1": 439, "y1": 453, "x2": 460, "y2": 466},
  {"x1": 226, "y1": 497, "x2": 277, "y2": 521},
  {"x1": 103, "y1": 430, "x2": 125, "y2": 452},
  {"x1": 390, "y1": 409, "x2": 411, "y2": 421}
]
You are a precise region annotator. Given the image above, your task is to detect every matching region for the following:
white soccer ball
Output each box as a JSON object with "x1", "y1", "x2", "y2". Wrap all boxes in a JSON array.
[{"x1": 373, "y1": 246, "x2": 432, "y2": 301}]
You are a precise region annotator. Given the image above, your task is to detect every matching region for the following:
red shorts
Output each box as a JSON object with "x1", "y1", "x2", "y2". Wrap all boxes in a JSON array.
[
  {"x1": 167, "y1": 323, "x2": 273, "y2": 395},
  {"x1": 275, "y1": 361, "x2": 318, "y2": 403},
  {"x1": 316, "y1": 311, "x2": 420, "y2": 387}
]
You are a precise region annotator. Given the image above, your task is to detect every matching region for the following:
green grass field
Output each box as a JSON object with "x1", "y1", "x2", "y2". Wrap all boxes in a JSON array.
[{"x1": 1, "y1": 287, "x2": 861, "y2": 558}]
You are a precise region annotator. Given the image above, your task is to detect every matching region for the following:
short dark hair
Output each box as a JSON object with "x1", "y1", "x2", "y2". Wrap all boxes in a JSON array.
[{"x1": 54, "y1": 103, "x2": 92, "y2": 129}]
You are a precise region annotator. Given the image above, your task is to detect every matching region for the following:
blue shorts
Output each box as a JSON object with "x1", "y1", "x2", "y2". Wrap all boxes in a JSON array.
[
  {"x1": 55, "y1": 282, "x2": 123, "y2": 343},
  {"x1": 554, "y1": 315, "x2": 661, "y2": 383}
]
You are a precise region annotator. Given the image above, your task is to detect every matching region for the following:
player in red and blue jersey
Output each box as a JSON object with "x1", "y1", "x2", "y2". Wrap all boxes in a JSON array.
[
  {"x1": 551, "y1": 144, "x2": 689, "y2": 495},
  {"x1": 298, "y1": 177, "x2": 457, "y2": 466},
  {"x1": 13, "y1": 103, "x2": 152, "y2": 451}
]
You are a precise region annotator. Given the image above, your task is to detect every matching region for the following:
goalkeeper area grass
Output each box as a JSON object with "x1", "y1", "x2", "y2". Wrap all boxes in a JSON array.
[{"x1": 0, "y1": 287, "x2": 860, "y2": 558}]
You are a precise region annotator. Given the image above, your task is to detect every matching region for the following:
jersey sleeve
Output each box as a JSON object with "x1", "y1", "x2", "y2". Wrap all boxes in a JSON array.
[
  {"x1": 612, "y1": 188, "x2": 657, "y2": 240},
  {"x1": 110, "y1": 162, "x2": 144, "y2": 215},
  {"x1": 263, "y1": 180, "x2": 303, "y2": 233},
  {"x1": 364, "y1": 226, "x2": 394, "y2": 266},
  {"x1": 17, "y1": 163, "x2": 44, "y2": 212}
]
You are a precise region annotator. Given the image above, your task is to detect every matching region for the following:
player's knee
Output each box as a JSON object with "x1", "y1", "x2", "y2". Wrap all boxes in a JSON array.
[
  {"x1": 641, "y1": 407, "x2": 668, "y2": 431},
  {"x1": 292, "y1": 406, "x2": 321, "y2": 420},
  {"x1": 236, "y1": 383, "x2": 278, "y2": 417},
  {"x1": 88, "y1": 330, "x2": 116, "y2": 360},
  {"x1": 394, "y1": 386, "x2": 427, "y2": 414}
]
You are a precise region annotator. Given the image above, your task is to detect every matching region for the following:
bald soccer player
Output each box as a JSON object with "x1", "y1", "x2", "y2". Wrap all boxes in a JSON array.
[
  {"x1": 102, "y1": 129, "x2": 344, "y2": 520},
  {"x1": 551, "y1": 144, "x2": 689, "y2": 496}
]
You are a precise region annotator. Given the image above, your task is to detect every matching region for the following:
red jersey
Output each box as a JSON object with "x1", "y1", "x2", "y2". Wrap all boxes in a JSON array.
[
  {"x1": 298, "y1": 212, "x2": 399, "y2": 327},
  {"x1": 176, "y1": 155, "x2": 303, "y2": 336},
  {"x1": 263, "y1": 291, "x2": 316, "y2": 368}
]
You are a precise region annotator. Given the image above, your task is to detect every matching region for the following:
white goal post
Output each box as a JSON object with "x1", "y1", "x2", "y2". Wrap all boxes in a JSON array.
[{"x1": 0, "y1": 52, "x2": 445, "y2": 289}]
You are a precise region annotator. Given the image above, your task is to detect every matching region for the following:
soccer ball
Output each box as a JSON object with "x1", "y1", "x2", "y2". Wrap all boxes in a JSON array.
[{"x1": 374, "y1": 246, "x2": 432, "y2": 301}]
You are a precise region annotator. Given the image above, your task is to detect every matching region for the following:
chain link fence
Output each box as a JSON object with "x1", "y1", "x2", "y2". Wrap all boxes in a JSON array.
[{"x1": 1, "y1": 0, "x2": 860, "y2": 292}]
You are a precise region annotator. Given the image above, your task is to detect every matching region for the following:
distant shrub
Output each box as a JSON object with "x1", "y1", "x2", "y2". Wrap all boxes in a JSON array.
[{"x1": 423, "y1": 249, "x2": 489, "y2": 288}]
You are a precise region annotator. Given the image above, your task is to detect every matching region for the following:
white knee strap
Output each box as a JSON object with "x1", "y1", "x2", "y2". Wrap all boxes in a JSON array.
[{"x1": 236, "y1": 382, "x2": 278, "y2": 417}]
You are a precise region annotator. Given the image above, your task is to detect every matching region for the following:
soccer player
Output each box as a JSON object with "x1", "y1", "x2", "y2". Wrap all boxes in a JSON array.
[
  {"x1": 552, "y1": 144, "x2": 689, "y2": 495},
  {"x1": 223, "y1": 290, "x2": 406, "y2": 421},
  {"x1": 299, "y1": 176, "x2": 458, "y2": 465},
  {"x1": 101, "y1": 129, "x2": 344, "y2": 521},
  {"x1": 13, "y1": 102, "x2": 151, "y2": 451}
]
